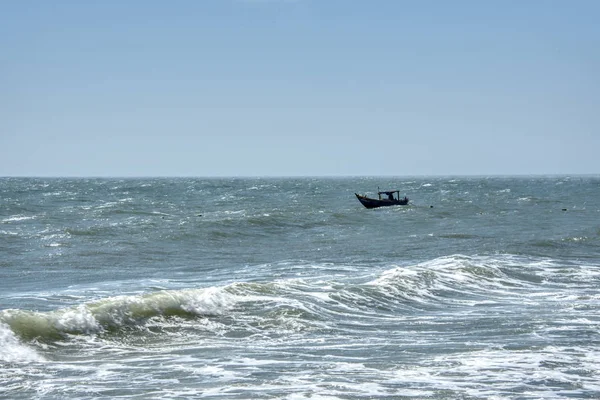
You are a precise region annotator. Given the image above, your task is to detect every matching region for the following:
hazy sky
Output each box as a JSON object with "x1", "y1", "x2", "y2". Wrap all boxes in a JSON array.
[{"x1": 2, "y1": 0, "x2": 598, "y2": 177}]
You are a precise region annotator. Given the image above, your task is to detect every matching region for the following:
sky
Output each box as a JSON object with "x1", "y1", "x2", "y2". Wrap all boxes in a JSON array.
[{"x1": 1, "y1": 0, "x2": 599, "y2": 177}]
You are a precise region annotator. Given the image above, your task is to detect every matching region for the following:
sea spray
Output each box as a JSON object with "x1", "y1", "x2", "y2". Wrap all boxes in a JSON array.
[{"x1": 0, "y1": 322, "x2": 44, "y2": 363}]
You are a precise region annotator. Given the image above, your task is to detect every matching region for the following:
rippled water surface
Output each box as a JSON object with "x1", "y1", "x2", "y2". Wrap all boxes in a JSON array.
[{"x1": 1, "y1": 176, "x2": 600, "y2": 399}]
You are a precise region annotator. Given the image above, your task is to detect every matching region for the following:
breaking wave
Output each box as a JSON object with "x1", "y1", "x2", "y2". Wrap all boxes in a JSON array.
[
  {"x1": 0, "y1": 287, "x2": 236, "y2": 343},
  {"x1": 0, "y1": 323, "x2": 45, "y2": 363},
  {"x1": 2, "y1": 254, "x2": 597, "y2": 368}
]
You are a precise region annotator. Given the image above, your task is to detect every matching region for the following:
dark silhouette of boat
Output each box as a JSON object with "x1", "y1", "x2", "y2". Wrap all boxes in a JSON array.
[{"x1": 355, "y1": 190, "x2": 409, "y2": 209}]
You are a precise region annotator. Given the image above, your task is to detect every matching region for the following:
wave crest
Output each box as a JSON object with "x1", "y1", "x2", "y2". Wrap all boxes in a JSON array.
[
  {"x1": 367, "y1": 255, "x2": 533, "y2": 307},
  {"x1": 0, "y1": 287, "x2": 235, "y2": 341},
  {"x1": 0, "y1": 323, "x2": 44, "y2": 363}
]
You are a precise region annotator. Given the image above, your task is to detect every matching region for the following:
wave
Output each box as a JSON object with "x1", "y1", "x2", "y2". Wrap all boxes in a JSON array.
[
  {"x1": 1, "y1": 254, "x2": 588, "y2": 355},
  {"x1": 0, "y1": 287, "x2": 235, "y2": 343},
  {"x1": 0, "y1": 323, "x2": 45, "y2": 363},
  {"x1": 437, "y1": 233, "x2": 481, "y2": 239},
  {"x1": 364, "y1": 254, "x2": 575, "y2": 310},
  {"x1": 232, "y1": 254, "x2": 579, "y2": 326},
  {"x1": 1, "y1": 215, "x2": 37, "y2": 223},
  {"x1": 525, "y1": 230, "x2": 600, "y2": 259}
]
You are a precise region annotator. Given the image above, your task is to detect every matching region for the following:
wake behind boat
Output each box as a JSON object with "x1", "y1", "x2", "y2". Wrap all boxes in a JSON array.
[{"x1": 355, "y1": 190, "x2": 409, "y2": 209}]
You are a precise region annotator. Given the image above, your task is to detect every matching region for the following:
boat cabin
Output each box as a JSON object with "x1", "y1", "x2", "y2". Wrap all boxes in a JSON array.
[{"x1": 378, "y1": 190, "x2": 401, "y2": 201}]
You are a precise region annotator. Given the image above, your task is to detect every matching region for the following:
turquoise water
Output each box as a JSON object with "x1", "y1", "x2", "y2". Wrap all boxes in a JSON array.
[{"x1": 1, "y1": 176, "x2": 600, "y2": 399}]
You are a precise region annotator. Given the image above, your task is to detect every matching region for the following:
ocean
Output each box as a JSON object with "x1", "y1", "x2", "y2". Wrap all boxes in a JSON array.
[{"x1": 1, "y1": 176, "x2": 599, "y2": 399}]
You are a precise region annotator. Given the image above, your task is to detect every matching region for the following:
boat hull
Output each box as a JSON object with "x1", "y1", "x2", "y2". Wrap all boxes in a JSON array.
[{"x1": 355, "y1": 193, "x2": 409, "y2": 209}]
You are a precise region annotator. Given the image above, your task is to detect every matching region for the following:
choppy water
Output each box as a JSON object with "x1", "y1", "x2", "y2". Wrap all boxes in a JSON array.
[{"x1": 1, "y1": 176, "x2": 599, "y2": 399}]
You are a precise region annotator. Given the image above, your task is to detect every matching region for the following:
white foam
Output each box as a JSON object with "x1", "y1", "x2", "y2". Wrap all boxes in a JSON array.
[
  {"x1": 178, "y1": 287, "x2": 238, "y2": 315},
  {"x1": 2, "y1": 215, "x2": 36, "y2": 223},
  {"x1": 0, "y1": 323, "x2": 44, "y2": 363},
  {"x1": 55, "y1": 305, "x2": 102, "y2": 334}
]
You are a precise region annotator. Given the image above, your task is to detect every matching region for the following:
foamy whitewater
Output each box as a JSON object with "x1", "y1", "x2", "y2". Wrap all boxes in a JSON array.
[{"x1": 1, "y1": 176, "x2": 599, "y2": 399}]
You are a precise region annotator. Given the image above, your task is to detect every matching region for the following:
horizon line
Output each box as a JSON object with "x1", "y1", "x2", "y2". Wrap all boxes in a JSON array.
[{"x1": 1, "y1": 173, "x2": 598, "y2": 179}]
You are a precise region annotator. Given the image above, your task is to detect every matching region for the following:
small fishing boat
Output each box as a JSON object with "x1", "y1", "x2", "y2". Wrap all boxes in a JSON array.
[{"x1": 355, "y1": 190, "x2": 409, "y2": 209}]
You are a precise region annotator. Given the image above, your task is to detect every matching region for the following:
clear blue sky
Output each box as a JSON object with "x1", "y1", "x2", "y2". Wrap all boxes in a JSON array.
[{"x1": 2, "y1": 0, "x2": 598, "y2": 177}]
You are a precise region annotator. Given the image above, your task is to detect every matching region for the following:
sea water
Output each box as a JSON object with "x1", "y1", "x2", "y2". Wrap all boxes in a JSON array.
[{"x1": 1, "y1": 176, "x2": 599, "y2": 399}]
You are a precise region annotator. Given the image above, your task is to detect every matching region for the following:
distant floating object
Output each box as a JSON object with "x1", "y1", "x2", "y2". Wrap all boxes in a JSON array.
[
  {"x1": 355, "y1": 190, "x2": 409, "y2": 209},
  {"x1": 562, "y1": 208, "x2": 567, "y2": 211}
]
